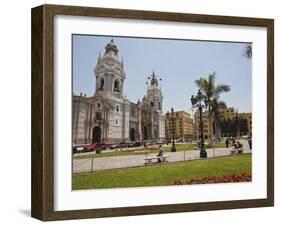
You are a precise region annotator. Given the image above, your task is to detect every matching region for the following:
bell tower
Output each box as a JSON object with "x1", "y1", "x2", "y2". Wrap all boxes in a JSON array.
[
  {"x1": 94, "y1": 39, "x2": 126, "y2": 98},
  {"x1": 146, "y1": 70, "x2": 163, "y2": 111}
]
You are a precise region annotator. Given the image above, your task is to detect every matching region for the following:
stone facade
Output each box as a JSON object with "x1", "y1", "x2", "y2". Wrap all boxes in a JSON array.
[{"x1": 72, "y1": 39, "x2": 165, "y2": 144}]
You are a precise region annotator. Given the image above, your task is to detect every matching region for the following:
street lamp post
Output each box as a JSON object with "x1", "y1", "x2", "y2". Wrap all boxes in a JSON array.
[
  {"x1": 171, "y1": 107, "x2": 176, "y2": 152},
  {"x1": 95, "y1": 113, "x2": 102, "y2": 154},
  {"x1": 191, "y1": 89, "x2": 208, "y2": 158},
  {"x1": 235, "y1": 110, "x2": 240, "y2": 138}
]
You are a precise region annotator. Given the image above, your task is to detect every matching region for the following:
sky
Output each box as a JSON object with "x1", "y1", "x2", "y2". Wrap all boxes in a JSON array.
[{"x1": 72, "y1": 35, "x2": 252, "y2": 114}]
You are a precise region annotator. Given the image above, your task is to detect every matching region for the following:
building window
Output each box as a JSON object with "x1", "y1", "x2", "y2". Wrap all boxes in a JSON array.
[
  {"x1": 115, "y1": 117, "x2": 120, "y2": 126},
  {"x1": 113, "y1": 80, "x2": 120, "y2": 92},
  {"x1": 97, "y1": 103, "x2": 100, "y2": 108},
  {"x1": 99, "y1": 78, "x2": 104, "y2": 91},
  {"x1": 116, "y1": 105, "x2": 119, "y2": 112}
]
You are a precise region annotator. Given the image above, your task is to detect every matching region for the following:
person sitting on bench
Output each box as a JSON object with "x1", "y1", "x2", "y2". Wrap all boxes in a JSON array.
[
  {"x1": 233, "y1": 140, "x2": 243, "y2": 151},
  {"x1": 237, "y1": 141, "x2": 243, "y2": 149},
  {"x1": 157, "y1": 145, "x2": 164, "y2": 163}
]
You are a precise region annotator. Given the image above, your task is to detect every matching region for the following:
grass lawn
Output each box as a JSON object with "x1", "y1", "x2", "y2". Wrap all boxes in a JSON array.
[
  {"x1": 74, "y1": 143, "x2": 226, "y2": 160},
  {"x1": 73, "y1": 154, "x2": 251, "y2": 190}
]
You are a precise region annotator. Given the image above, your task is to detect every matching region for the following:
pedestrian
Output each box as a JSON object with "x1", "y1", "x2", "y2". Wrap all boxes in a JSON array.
[
  {"x1": 225, "y1": 138, "x2": 229, "y2": 148},
  {"x1": 157, "y1": 145, "x2": 164, "y2": 163},
  {"x1": 231, "y1": 137, "x2": 236, "y2": 146},
  {"x1": 248, "y1": 137, "x2": 252, "y2": 150}
]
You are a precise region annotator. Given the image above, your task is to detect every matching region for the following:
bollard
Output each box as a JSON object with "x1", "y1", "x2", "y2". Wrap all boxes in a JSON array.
[
  {"x1": 145, "y1": 151, "x2": 147, "y2": 167},
  {"x1": 90, "y1": 157, "x2": 94, "y2": 173}
]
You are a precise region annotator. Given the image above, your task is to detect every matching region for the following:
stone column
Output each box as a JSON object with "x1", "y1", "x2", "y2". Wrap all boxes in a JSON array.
[
  {"x1": 151, "y1": 109, "x2": 154, "y2": 140},
  {"x1": 138, "y1": 107, "x2": 142, "y2": 141}
]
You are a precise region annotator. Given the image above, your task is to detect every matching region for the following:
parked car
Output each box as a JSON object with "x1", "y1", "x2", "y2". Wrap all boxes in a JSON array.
[
  {"x1": 127, "y1": 142, "x2": 135, "y2": 148},
  {"x1": 133, "y1": 142, "x2": 142, "y2": 147},
  {"x1": 72, "y1": 145, "x2": 85, "y2": 154},
  {"x1": 96, "y1": 143, "x2": 108, "y2": 151},
  {"x1": 82, "y1": 143, "x2": 99, "y2": 152},
  {"x1": 118, "y1": 142, "x2": 128, "y2": 148},
  {"x1": 109, "y1": 143, "x2": 119, "y2": 150},
  {"x1": 82, "y1": 143, "x2": 108, "y2": 153},
  {"x1": 72, "y1": 146, "x2": 78, "y2": 154},
  {"x1": 143, "y1": 142, "x2": 148, "y2": 147},
  {"x1": 156, "y1": 140, "x2": 165, "y2": 145},
  {"x1": 95, "y1": 143, "x2": 107, "y2": 154},
  {"x1": 109, "y1": 142, "x2": 141, "y2": 150}
]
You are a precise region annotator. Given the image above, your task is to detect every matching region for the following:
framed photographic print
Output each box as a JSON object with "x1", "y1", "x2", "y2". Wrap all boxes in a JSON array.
[{"x1": 31, "y1": 4, "x2": 274, "y2": 221}]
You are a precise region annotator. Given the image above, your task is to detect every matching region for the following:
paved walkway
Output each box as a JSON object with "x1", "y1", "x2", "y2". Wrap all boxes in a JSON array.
[{"x1": 73, "y1": 140, "x2": 251, "y2": 174}]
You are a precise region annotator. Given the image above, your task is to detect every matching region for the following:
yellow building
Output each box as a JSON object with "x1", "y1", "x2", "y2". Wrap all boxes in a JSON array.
[
  {"x1": 238, "y1": 112, "x2": 252, "y2": 137},
  {"x1": 194, "y1": 107, "x2": 252, "y2": 139},
  {"x1": 165, "y1": 111, "x2": 193, "y2": 140},
  {"x1": 194, "y1": 110, "x2": 211, "y2": 140},
  {"x1": 219, "y1": 107, "x2": 235, "y2": 120},
  {"x1": 218, "y1": 107, "x2": 252, "y2": 138}
]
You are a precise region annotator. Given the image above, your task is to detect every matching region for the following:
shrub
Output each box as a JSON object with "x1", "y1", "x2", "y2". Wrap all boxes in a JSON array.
[{"x1": 172, "y1": 173, "x2": 251, "y2": 185}]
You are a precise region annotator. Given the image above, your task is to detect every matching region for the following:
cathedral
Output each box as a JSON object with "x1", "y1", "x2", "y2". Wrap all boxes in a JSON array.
[{"x1": 72, "y1": 39, "x2": 165, "y2": 144}]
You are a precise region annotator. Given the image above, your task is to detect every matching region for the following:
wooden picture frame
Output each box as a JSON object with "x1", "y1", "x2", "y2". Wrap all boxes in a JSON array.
[{"x1": 31, "y1": 4, "x2": 274, "y2": 221}]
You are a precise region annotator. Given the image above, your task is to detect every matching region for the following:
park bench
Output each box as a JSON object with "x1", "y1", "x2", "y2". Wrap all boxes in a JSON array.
[
  {"x1": 230, "y1": 148, "x2": 243, "y2": 155},
  {"x1": 144, "y1": 155, "x2": 170, "y2": 165}
]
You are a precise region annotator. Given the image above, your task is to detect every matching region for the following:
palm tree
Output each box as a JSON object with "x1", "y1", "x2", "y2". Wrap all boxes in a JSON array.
[
  {"x1": 211, "y1": 98, "x2": 227, "y2": 142},
  {"x1": 243, "y1": 44, "x2": 252, "y2": 59},
  {"x1": 195, "y1": 72, "x2": 230, "y2": 143}
]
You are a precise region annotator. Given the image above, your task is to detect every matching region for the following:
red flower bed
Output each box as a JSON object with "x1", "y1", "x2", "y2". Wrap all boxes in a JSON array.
[
  {"x1": 146, "y1": 147, "x2": 159, "y2": 151},
  {"x1": 172, "y1": 173, "x2": 251, "y2": 185}
]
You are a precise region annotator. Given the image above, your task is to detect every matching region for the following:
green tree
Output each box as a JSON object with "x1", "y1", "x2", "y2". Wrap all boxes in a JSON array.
[
  {"x1": 195, "y1": 72, "x2": 230, "y2": 143},
  {"x1": 211, "y1": 98, "x2": 227, "y2": 142}
]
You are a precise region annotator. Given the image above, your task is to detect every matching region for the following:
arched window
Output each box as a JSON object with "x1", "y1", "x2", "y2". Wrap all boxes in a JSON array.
[
  {"x1": 99, "y1": 78, "x2": 104, "y2": 91},
  {"x1": 113, "y1": 80, "x2": 120, "y2": 92},
  {"x1": 130, "y1": 128, "x2": 135, "y2": 141}
]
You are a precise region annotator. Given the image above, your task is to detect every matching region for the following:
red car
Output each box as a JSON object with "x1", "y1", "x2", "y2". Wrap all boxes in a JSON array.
[
  {"x1": 83, "y1": 143, "x2": 108, "y2": 153},
  {"x1": 96, "y1": 143, "x2": 108, "y2": 150},
  {"x1": 83, "y1": 143, "x2": 99, "y2": 152}
]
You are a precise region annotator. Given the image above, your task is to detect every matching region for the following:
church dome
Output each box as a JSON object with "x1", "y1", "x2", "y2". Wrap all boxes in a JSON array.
[{"x1": 94, "y1": 38, "x2": 126, "y2": 79}]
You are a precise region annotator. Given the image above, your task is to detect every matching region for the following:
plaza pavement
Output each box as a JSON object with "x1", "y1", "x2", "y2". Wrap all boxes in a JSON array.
[{"x1": 73, "y1": 140, "x2": 251, "y2": 174}]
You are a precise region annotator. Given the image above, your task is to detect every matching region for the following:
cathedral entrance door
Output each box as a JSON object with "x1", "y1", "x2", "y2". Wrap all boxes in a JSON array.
[
  {"x1": 143, "y1": 126, "x2": 148, "y2": 141},
  {"x1": 130, "y1": 128, "x2": 135, "y2": 141},
  {"x1": 92, "y1": 126, "x2": 101, "y2": 144}
]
